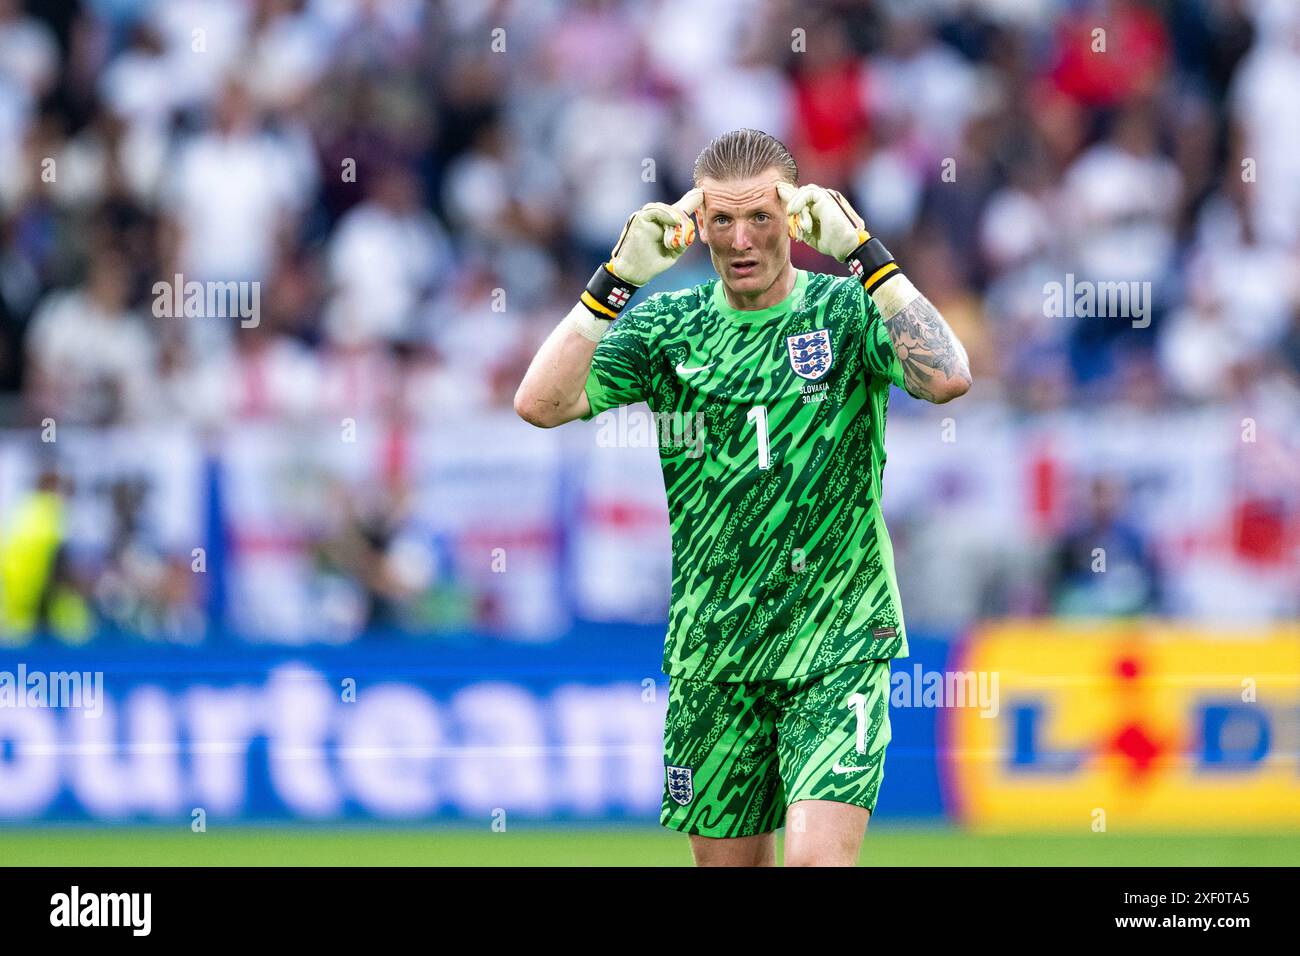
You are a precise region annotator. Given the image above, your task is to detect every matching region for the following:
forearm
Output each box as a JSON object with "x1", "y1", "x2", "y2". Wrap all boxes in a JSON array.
[
  {"x1": 514, "y1": 189, "x2": 699, "y2": 427},
  {"x1": 514, "y1": 304, "x2": 599, "y2": 428},
  {"x1": 870, "y1": 275, "x2": 972, "y2": 404}
]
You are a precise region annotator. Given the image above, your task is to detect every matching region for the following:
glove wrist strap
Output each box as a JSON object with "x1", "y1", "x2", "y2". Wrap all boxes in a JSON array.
[
  {"x1": 847, "y1": 237, "x2": 901, "y2": 295},
  {"x1": 581, "y1": 263, "x2": 639, "y2": 320}
]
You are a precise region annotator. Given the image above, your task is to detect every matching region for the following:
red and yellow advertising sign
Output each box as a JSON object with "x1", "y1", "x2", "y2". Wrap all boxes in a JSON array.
[{"x1": 944, "y1": 621, "x2": 1300, "y2": 831}]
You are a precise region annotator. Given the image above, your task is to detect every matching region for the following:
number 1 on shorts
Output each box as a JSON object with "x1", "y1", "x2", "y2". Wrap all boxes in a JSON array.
[{"x1": 847, "y1": 692, "x2": 868, "y2": 754}]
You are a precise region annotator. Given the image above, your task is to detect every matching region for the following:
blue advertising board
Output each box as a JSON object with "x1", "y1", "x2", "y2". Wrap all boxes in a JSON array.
[{"x1": 0, "y1": 628, "x2": 951, "y2": 822}]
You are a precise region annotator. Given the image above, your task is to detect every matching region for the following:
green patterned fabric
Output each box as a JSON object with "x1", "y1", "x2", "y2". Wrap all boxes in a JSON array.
[
  {"x1": 661, "y1": 658, "x2": 893, "y2": 836},
  {"x1": 585, "y1": 269, "x2": 910, "y2": 682}
]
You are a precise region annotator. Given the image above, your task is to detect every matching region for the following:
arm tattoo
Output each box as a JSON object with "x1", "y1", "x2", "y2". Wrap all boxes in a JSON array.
[{"x1": 882, "y1": 294, "x2": 971, "y2": 403}]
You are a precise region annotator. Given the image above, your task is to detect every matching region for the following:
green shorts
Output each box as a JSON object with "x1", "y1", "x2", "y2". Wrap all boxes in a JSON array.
[{"x1": 661, "y1": 658, "x2": 893, "y2": 838}]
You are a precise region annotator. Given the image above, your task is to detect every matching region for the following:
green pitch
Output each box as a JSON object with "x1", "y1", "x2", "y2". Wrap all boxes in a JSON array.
[{"x1": 1, "y1": 826, "x2": 1296, "y2": 866}]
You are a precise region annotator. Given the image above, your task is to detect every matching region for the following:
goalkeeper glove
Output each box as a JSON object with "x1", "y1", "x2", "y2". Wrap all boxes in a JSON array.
[
  {"x1": 777, "y1": 182, "x2": 901, "y2": 296},
  {"x1": 577, "y1": 189, "x2": 702, "y2": 329}
]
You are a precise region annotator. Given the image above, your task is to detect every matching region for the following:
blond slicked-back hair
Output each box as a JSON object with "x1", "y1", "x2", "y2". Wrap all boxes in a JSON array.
[{"x1": 692, "y1": 129, "x2": 798, "y2": 187}]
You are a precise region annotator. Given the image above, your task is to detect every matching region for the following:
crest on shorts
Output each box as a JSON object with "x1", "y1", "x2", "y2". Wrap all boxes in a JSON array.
[
  {"x1": 666, "y1": 765, "x2": 694, "y2": 805},
  {"x1": 786, "y1": 329, "x2": 833, "y2": 381}
]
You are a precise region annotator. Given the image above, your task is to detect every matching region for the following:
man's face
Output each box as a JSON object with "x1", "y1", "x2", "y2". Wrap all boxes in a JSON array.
[{"x1": 697, "y1": 170, "x2": 792, "y2": 298}]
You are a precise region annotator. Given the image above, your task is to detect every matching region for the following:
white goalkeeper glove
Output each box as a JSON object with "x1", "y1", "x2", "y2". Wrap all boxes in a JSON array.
[
  {"x1": 571, "y1": 188, "x2": 703, "y2": 340},
  {"x1": 776, "y1": 182, "x2": 870, "y2": 262},
  {"x1": 777, "y1": 181, "x2": 910, "y2": 303},
  {"x1": 607, "y1": 187, "x2": 703, "y2": 286}
]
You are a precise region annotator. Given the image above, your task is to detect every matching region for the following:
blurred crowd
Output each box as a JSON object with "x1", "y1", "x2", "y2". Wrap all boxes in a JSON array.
[{"x1": 1, "y1": 0, "x2": 1298, "y2": 642}]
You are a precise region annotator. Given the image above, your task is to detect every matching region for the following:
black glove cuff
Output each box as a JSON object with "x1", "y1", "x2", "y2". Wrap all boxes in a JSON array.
[
  {"x1": 581, "y1": 263, "x2": 640, "y2": 319},
  {"x1": 847, "y1": 238, "x2": 901, "y2": 294}
]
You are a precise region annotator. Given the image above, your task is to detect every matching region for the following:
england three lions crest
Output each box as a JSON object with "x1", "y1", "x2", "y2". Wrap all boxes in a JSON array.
[
  {"x1": 666, "y1": 765, "x2": 694, "y2": 805},
  {"x1": 786, "y1": 329, "x2": 833, "y2": 381}
]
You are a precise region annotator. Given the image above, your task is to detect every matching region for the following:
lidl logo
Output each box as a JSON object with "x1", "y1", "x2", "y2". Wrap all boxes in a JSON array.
[{"x1": 943, "y1": 622, "x2": 1300, "y2": 830}]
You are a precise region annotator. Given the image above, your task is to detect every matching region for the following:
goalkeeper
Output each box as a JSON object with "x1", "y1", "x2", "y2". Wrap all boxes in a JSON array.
[{"x1": 515, "y1": 129, "x2": 971, "y2": 866}]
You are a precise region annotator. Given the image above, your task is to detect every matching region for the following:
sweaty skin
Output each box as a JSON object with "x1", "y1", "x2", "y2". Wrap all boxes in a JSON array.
[{"x1": 696, "y1": 175, "x2": 796, "y2": 310}]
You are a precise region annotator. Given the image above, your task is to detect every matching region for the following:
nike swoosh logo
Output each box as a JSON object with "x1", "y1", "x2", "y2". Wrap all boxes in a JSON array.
[
  {"x1": 832, "y1": 761, "x2": 873, "y2": 775},
  {"x1": 675, "y1": 361, "x2": 715, "y2": 376}
]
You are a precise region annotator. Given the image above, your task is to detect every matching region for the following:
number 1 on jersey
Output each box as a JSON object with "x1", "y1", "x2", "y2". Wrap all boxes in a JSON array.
[{"x1": 746, "y1": 405, "x2": 771, "y2": 470}]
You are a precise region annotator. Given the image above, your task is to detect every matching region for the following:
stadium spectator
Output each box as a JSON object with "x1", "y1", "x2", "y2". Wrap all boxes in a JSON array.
[
  {"x1": 159, "y1": 78, "x2": 314, "y2": 313},
  {"x1": 24, "y1": 248, "x2": 155, "y2": 424},
  {"x1": 1049, "y1": 475, "x2": 1162, "y2": 617},
  {"x1": 326, "y1": 161, "x2": 451, "y2": 345},
  {"x1": 0, "y1": 0, "x2": 1296, "y2": 642},
  {"x1": 0, "y1": 466, "x2": 90, "y2": 645}
]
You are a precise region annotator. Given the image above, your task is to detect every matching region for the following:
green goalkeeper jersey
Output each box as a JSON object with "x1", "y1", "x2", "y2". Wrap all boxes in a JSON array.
[{"x1": 583, "y1": 267, "x2": 909, "y2": 682}]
